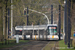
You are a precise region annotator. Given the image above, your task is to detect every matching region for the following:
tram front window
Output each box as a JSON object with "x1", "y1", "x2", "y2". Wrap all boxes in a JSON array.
[{"x1": 48, "y1": 27, "x2": 57, "y2": 35}]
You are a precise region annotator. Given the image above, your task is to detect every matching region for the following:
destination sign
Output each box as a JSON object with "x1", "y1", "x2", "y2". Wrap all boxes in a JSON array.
[{"x1": 49, "y1": 27, "x2": 56, "y2": 29}]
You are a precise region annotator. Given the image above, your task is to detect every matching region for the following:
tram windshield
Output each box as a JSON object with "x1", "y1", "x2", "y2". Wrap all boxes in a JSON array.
[{"x1": 48, "y1": 27, "x2": 57, "y2": 35}]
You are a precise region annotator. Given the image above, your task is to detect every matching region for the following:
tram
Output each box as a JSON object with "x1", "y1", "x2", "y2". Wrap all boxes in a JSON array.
[{"x1": 14, "y1": 24, "x2": 59, "y2": 40}]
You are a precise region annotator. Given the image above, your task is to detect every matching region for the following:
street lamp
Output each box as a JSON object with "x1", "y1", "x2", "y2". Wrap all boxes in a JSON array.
[{"x1": 24, "y1": 8, "x2": 49, "y2": 24}]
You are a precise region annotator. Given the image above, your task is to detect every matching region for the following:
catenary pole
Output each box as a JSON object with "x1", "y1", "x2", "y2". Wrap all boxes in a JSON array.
[
  {"x1": 5, "y1": 0, "x2": 8, "y2": 45},
  {"x1": 7, "y1": 8, "x2": 10, "y2": 44},
  {"x1": 11, "y1": 0, "x2": 13, "y2": 37},
  {"x1": 27, "y1": 7, "x2": 28, "y2": 25},
  {"x1": 68, "y1": 0, "x2": 71, "y2": 48},
  {"x1": 58, "y1": 5, "x2": 61, "y2": 40},
  {"x1": 51, "y1": 5, "x2": 53, "y2": 24},
  {"x1": 64, "y1": 0, "x2": 67, "y2": 45}
]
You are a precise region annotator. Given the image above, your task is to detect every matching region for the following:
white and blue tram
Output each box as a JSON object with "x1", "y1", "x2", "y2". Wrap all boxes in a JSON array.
[{"x1": 14, "y1": 24, "x2": 59, "y2": 40}]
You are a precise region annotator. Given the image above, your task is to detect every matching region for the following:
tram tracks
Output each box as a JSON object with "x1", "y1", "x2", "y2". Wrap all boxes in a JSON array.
[
  {"x1": 42, "y1": 40, "x2": 59, "y2": 50},
  {"x1": 12, "y1": 40, "x2": 49, "y2": 50},
  {"x1": 0, "y1": 40, "x2": 59, "y2": 50}
]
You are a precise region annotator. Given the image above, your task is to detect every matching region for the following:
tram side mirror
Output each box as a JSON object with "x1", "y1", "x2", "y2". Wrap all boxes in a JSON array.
[
  {"x1": 57, "y1": 33, "x2": 59, "y2": 36},
  {"x1": 55, "y1": 33, "x2": 58, "y2": 35}
]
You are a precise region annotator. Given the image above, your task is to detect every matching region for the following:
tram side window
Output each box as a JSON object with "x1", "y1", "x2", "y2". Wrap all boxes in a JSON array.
[
  {"x1": 15, "y1": 30, "x2": 22, "y2": 35},
  {"x1": 54, "y1": 28, "x2": 57, "y2": 35}
]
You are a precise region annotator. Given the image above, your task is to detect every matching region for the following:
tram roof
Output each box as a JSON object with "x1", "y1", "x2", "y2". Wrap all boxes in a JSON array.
[
  {"x1": 47, "y1": 24, "x2": 57, "y2": 26},
  {"x1": 15, "y1": 24, "x2": 57, "y2": 30},
  {"x1": 15, "y1": 25, "x2": 47, "y2": 30}
]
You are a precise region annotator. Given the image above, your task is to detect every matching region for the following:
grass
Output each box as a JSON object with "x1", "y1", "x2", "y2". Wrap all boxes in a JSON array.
[
  {"x1": 59, "y1": 40, "x2": 75, "y2": 50},
  {"x1": 0, "y1": 39, "x2": 29, "y2": 48}
]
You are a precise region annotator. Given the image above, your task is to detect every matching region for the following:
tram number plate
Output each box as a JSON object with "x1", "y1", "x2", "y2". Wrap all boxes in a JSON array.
[{"x1": 52, "y1": 36, "x2": 54, "y2": 38}]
